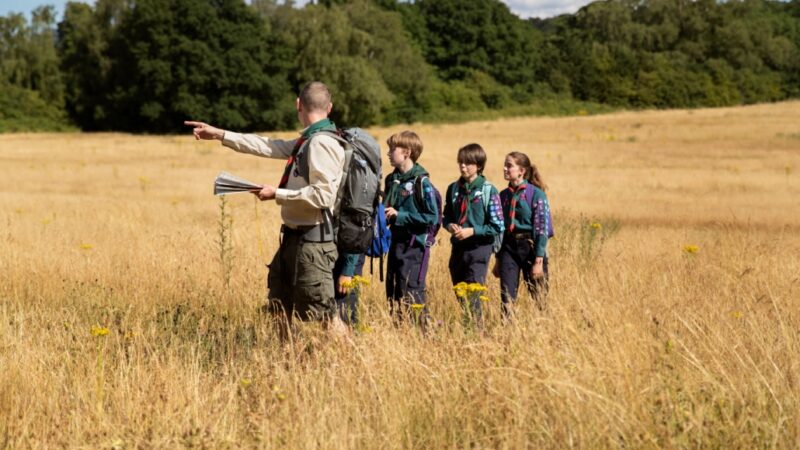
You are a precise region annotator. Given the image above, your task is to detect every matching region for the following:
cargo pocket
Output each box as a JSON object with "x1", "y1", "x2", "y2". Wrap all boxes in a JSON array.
[
  {"x1": 292, "y1": 242, "x2": 337, "y2": 320},
  {"x1": 294, "y1": 242, "x2": 337, "y2": 285},
  {"x1": 294, "y1": 281, "x2": 335, "y2": 321}
]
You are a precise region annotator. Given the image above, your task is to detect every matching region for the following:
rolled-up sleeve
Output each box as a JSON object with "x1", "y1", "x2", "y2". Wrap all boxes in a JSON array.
[{"x1": 275, "y1": 135, "x2": 344, "y2": 209}]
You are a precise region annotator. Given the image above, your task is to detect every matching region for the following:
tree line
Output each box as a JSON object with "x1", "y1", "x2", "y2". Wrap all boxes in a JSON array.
[{"x1": 1, "y1": 0, "x2": 799, "y2": 133}]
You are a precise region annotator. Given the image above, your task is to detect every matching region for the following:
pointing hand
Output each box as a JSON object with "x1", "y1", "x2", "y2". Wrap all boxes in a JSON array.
[{"x1": 184, "y1": 120, "x2": 224, "y2": 141}]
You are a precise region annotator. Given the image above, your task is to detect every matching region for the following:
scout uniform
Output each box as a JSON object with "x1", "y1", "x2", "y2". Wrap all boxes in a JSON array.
[
  {"x1": 497, "y1": 182, "x2": 551, "y2": 315},
  {"x1": 383, "y1": 163, "x2": 439, "y2": 315}
]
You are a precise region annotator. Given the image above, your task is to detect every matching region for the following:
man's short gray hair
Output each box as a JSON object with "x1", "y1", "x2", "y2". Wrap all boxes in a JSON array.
[{"x1": 299, "y1": 81, "x2": 332, "y2": 112}]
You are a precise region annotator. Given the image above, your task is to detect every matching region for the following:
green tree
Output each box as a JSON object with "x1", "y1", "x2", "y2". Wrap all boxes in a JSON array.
[
  {"x1": 262, "y1": 0, "x2": 435, "y2": 125},
  {"x1": 57, "y1": 0, "x2": 122, "y2": 130},
  {"x1": 0, "y1": 6, "x2": 63, "y2": 106},
  {"x1": 59, "y1": 0, "x2": 290, "y2": 133},
  {"x1": 414, "y1": 0, "x2": 542, "y2": 92}
]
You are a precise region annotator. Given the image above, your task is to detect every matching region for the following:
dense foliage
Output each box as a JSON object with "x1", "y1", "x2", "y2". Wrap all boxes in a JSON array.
[{"x1": 1, "y1": 0, "x2": 799, "y2": 132}]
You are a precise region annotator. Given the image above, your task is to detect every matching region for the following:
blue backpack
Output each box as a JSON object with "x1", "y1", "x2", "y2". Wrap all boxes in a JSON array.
[{"x1": 366, "y1": 202, "x2": 392, "y2": 281}]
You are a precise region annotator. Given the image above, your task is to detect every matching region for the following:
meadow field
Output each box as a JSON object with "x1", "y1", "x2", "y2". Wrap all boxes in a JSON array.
[{"x1": 1, "y1": 102, "x2": 799, "y2": 448}]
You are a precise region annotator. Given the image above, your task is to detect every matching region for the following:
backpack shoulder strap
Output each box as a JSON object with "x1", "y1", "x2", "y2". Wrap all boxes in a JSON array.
[
  {"x1": 481, "y1": 182, "x2": 493, "y2": 214},
  {"x1": 525, "y1": 183, "x2": 536, "y2": 209},
  {"x1": 413, "y1": 176, "x2": 427, "y2": 211},
  {"x1": 316, "y1": 129, "x2": 347, "y2": 146},
  {"x1": 312, "y1": 130, "x2": 350, "y2": 220}
]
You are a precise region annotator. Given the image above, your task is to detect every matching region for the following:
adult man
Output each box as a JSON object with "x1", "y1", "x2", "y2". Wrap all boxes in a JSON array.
[{"x1": 185, "y1": 81, "x2": 348, "y2": 329}]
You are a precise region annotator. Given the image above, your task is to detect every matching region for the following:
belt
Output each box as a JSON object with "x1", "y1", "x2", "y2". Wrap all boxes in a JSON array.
[
  {"x1": 281, "y1": 223, "x2": 334, "y2": 243},
  {"x1": 506, "y1": 231, "x2": 532, "y2": 240}
]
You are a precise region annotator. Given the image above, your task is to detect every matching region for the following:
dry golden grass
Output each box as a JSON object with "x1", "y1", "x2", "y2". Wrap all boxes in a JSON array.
[{"x1": 1, "y1": 102, "x2": 799, "y2": 448}]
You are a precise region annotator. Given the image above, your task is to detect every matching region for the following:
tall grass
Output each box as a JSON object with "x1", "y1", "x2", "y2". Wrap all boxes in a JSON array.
[{"x1": 0, "y1": 102, "x2": 798, "y2": 448}]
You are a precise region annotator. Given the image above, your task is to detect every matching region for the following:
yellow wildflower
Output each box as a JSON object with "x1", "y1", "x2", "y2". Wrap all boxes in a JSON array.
[
  {"x1": 80, "y1": 243, "x2": 93, "y2": 251},
  {"x1": 240, "y1": 379, "x2": 252, "y2": 387},
  {"x1": 343, "y1": 275, "x2": 370, "y2": 290},
  {"x1": 732, "y1": 311, "x2": 743, "y2": 320},
  {"x1": 410, "y1": 304, "x2": 424, "y2": 311},
  {"x1": 356, "y1": 324, "x2": 374, "y2": 334},
  {"x1": 90, "y1": 326, "x2": 109, "y2": 337},
  {"x1": 352, "y1": 275, "x2": 370, "y2": 286},
  {"x1": 479, "y1": 295, "x2": 490, "y2": 302},
  {"x1": 271, "y1": 385, "x2": 285, "y2": 400},
  {"x1": 467, "y1": 283, "x2": 487, "y2": 294},
  {"x1": 590, "y1": 222, "x2": 602, "y2": 230},
  {"x1": 453, "y1": 282, "x2": 468, "y2": 298},
  {"x1": 683, "y1": 245, "x2": 699, "y2": 254}
]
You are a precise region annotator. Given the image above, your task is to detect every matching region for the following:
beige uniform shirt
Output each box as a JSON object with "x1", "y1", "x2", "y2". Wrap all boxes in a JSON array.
[{"x1": 221, "y1": 130, "x2": 345, "y2": 228}]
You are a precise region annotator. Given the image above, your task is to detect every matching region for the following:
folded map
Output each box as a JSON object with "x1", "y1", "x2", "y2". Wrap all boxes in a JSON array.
[{"x1": 214, "y1": 171, "x2": 263, "y2": 195}]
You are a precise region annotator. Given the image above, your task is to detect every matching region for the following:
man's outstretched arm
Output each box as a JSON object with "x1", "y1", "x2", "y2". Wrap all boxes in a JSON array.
[
  {"x1": 185, "y1": 120, "x2": 281, "y2": 202},
  {"x1": 184, "y1": 121, "x2": 225, "y2": 141},
  {"x1": 184, "y1": 120, "x2": 295, "y2": 159}
]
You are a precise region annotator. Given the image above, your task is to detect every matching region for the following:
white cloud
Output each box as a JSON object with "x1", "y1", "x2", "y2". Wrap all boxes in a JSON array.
[{"x1": 502, "y1": 0, "x2": 594, "y2": 19}]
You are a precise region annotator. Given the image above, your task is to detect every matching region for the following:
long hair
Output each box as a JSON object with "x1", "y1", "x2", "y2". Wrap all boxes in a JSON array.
[{"x1": 507, "y1": 151, "x2": 546, "y2": 191}]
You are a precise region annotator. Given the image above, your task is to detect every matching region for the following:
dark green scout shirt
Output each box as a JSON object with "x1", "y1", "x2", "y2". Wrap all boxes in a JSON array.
[
  {"x1": 500, "y1": 182, "x2": 550, "y2": 257},
  {"x1": 442, "y1": 175, "x2": 504, "y2": 246},
  {"x1": 384, "y1": 163, "x2": 440, "y2": 248}
]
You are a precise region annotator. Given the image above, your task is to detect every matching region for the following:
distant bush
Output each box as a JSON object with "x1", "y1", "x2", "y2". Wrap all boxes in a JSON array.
[
  {"x1": 0, "y1": 83, "x2": 73, "y2": 132},
  {"x1": 420, "y1": 95, "x2": 615, "y2": 124}
]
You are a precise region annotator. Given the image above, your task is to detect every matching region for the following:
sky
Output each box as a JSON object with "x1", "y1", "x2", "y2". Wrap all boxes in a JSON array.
[{"x1": 0, "y1": 0, "x2": 595, "y2": 20}]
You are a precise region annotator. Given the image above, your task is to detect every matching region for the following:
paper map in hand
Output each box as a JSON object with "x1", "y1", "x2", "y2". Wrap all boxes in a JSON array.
[{"x1": 214, "y1": 171, "x2": 263, "y2": 195}]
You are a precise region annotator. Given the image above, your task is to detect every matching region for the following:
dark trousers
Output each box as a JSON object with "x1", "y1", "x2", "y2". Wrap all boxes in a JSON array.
[
  {"x1": 449, "y1": 241, "x2": 493, "y2": 320},
  {"x1": 497, "y1": 235, "x2": 549, "y2": 316},
  {"x1": 386, "y1": 240, "x2": 428, "y2": 320},
  {"x1": 333, "y1": 253, "x2": 366, "y2": 325}
]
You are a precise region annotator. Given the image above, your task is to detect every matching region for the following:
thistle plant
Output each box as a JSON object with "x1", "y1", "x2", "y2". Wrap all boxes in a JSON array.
[{"x1": 217, "y1": 196, "x2": 234, "y2": 290}]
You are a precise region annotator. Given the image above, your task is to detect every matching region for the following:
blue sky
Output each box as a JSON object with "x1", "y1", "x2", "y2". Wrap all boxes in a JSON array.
[{"x1": 0, "y1": 0, "x2": 595, "y2": 20}]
